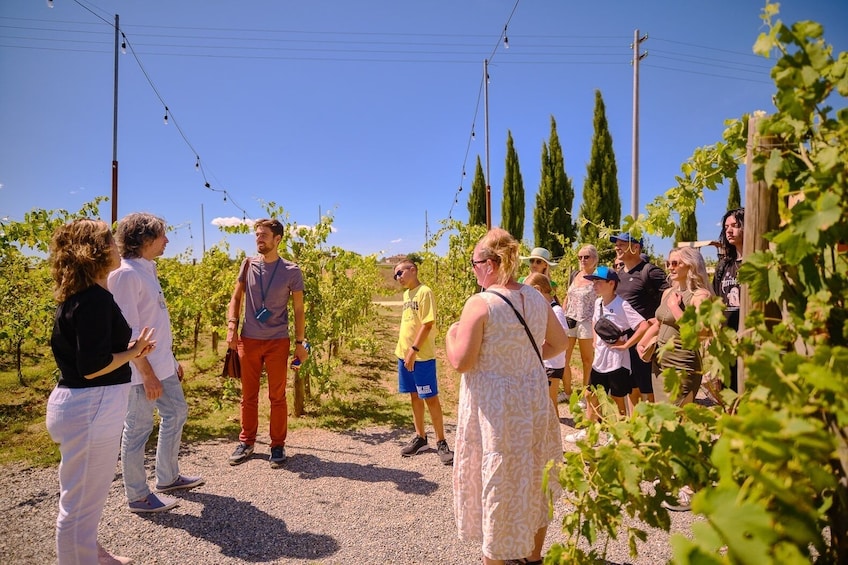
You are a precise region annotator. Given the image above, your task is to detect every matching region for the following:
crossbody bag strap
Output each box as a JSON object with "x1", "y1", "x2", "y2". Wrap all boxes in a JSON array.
[{"x1": 485, "y1": 289, "x2": 544, "y2": 367}]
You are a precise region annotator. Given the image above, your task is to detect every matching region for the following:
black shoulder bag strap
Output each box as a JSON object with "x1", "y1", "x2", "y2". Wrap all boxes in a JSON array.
[{"x1": 485, "y1": 289, "x2": 544, "y2": 368}]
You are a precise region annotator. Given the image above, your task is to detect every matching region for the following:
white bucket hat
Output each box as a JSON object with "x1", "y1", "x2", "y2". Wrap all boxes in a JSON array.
[{"x1": 520, "y1": 247, "x2": 558, "y2": 267}]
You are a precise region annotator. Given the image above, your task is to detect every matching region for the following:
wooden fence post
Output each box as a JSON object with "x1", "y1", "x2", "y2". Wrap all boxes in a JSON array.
[{"x1": 738, "y1": 114, "x2": 782, "y2": 394}]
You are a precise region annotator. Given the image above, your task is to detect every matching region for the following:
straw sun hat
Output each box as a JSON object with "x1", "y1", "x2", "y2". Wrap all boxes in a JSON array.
[{"x1": 519, "y1": 247, "x2": 558, "y2": 267}]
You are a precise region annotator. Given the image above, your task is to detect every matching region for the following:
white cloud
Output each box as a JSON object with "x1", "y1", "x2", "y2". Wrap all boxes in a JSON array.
[
  {"x1": 212, "y1": 216, "x2": 252, "y2": 227},
  {"x1": 391, "y1": 238, "x2": 402, "y2": 244}
]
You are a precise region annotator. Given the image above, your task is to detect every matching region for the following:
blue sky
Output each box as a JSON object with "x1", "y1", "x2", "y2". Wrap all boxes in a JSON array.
[{"x1": 2, "y1": 0, "x2": 847, "y2": 261}]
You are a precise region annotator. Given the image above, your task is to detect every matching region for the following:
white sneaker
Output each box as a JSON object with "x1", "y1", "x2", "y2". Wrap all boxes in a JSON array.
[{"x1": 564, "y1": 429, "x2": 588, "y2": 443}]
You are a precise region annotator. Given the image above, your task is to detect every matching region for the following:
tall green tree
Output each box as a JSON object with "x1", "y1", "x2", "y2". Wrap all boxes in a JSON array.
[
  {"x1": 534, "y1": 116, "x2": 575, "y2": 256},
  {"x1": 578, "y1": 90, "x2": 621, "y2": 243},
  {"x1": 501, "y1": 130, "x2": 525, "y2": 241},
  {"x1": 467, "y1": 155, "x2": 487, "y2": 226},
  {"x1": 727, "y1": 175, "x2": 742, "y2": 210},
  {"x1": 675, "y1": 209, "x2": 699, "y2": 244}
]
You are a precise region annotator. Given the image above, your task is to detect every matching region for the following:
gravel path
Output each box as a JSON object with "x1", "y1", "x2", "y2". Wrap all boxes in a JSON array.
[{"x1": 1, "y1": 417, "x2": 696, "y2": 564}]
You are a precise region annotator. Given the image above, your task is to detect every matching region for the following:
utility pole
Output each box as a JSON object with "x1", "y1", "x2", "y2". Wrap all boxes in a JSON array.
[
  {"x1": 484, "y1": 59, "x2": 492, "y2": 230},
  {"x1": 631, "y1": 29, "x2": 648, "y2": 220},
  {"x1": 111, "y1": 14, "x2": 120, "y2": 225}
]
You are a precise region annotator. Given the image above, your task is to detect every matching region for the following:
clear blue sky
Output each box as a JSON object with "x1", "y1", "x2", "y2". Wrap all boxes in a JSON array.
[{"x1": 2, "y1": 0, "x2": 846, "y2": 261}]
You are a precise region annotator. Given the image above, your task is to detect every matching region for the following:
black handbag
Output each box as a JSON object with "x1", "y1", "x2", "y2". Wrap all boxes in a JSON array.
[{"x1": 594, "y1": 301, "x2": 624, "y2": 344}]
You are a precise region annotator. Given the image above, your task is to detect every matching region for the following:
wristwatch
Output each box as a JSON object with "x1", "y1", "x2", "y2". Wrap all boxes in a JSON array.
[{"x1": 295, "y1": 339, "x2": 307, "y2": 345}]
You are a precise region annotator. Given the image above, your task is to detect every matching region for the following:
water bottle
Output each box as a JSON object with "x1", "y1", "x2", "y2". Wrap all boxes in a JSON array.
[{"x1": 290, "y1": 341, "x2": 310, "y2": 371}]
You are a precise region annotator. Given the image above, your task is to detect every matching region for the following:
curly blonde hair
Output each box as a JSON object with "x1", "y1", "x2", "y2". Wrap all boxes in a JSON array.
[
  {"x1": 476, "y1": 228, "x2": 520, "y2": 286},
  {"x1": 49, "y1": 219, "x2": 115, "y2": 302}
]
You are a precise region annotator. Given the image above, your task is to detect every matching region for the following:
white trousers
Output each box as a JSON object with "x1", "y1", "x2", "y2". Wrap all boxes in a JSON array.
[{"x1": 46, "y1": 384, "x2": 130, "y2": 565}]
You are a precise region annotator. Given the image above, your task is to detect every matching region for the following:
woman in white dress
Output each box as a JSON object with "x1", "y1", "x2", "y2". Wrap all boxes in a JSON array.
[{"x1": 446, "y1": 228, "x2": 567, "y2": 565}]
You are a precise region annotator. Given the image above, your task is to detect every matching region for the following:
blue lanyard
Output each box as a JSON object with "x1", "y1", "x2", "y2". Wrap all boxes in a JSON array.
[{"x1": 257, "y1": 258, "x2": 281, "y2": 308}]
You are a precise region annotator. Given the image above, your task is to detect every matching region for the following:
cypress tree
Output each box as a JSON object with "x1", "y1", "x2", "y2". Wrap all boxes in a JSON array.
[
  {"x1": 578, "y1": 90, "x2": 621, "y2": 243},
  {"x1": 501, "y1": 130, "x2": 525, "y2": 241},
  {"x1": 534, "y1": 116, "x2": 574, "y2": 257},
  {"x1": 675, "y1": 209, "x2": 699, "y2": 244},
  {"x1": 727, "y1": 175, "x2": 742, "y2": 210},
  {"x1": 467, "y1": 155, "x2": 487, "y2": 226}
]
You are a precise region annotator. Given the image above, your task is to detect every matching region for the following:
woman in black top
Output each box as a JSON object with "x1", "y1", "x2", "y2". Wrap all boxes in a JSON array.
[
  {"x1": 46, "y1": 219, "x2": 155, "y2": 565},
  {"x1": 712, "y1": 207, "x2": 744, "y2": 392}
]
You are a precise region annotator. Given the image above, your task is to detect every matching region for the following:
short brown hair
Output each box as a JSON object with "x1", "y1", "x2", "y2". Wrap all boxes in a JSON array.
[{"x1": 254, "y1": 218, "x2": 284, "y2": 238}]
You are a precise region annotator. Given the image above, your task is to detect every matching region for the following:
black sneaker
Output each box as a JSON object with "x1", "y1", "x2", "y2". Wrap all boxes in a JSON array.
[
  {"x1": 436, "y1": 439, "x2": 454, "y2": 466},
  {"x1": 228, "y1": 442, "x2": 254, "y2": 466},
  {"x1": 401, "y1": 434, "x2": 428, "y2": 457},
  {"x1": 269, "y1": 446, "x2": 287, "y2": 468}
]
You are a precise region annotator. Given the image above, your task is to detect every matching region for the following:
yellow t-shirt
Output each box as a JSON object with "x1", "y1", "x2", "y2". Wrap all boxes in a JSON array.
[{"x1": 394, "y1": 284, "x2": 436, "y2": 360}]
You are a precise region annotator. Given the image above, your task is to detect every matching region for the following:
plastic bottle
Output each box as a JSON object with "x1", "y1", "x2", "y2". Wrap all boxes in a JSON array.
[{"x1": 290, "y1": 342, "x2": 310, "y2": 371}]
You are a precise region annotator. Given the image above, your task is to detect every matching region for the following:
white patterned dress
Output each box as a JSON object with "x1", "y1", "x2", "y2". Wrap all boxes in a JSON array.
[{"x1": 453, "y1": 286, "x2": 563, "y2": 560}]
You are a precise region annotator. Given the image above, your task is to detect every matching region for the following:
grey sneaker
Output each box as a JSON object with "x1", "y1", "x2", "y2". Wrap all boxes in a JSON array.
[
  {"x1": 269, "y1": 446, "x2": 287, "y2": 468},
  {"x1": 155, "y1": 474, "x2": 204, "y2": 492},
  {"x1": 127, "y1": 492, "x2": 178, "y2": 513},
  {"x1": 401, "y1": 434, "x2": 428, "y2": 457},
  {"x1": 228, "y1": 442, "x2": 254, "y2": 466},
  {"x1": 662, "y1": 485, "x2": 694, "y2": 512},
  {"x1": 436, "y1": 439, "x2": 454, "y2": 466}
]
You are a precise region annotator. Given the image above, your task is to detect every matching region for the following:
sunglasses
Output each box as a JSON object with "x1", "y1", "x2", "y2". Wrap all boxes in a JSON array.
[
  {"x1": 577, "y1": 255, "x2": 592, "y2": 260},
  {"x1": 470, "y1": 258, "x2": 488, "y2": 268},
  {"x1": 666, "y1": 260, "x2": 685, "y2": 269},
  {"x1": 394, "y1": 266, "x2": 412, "y2": 279}
]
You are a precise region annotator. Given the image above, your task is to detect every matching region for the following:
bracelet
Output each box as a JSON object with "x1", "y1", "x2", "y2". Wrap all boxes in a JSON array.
[
  {"x1": 411, "y1": 345, "x2": 420, "y2": 352},
  {"x1": 227, "y1": 317, "x2": 238, "y2": 324},
  {"x1": 296, "y1": 340, "x2": 306, "y2": 345}
]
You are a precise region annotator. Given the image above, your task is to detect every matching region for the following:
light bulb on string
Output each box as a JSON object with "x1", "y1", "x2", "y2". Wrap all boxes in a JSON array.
[
  {"x1": 121, "y1": 41, "x2": 126, "y2": 55},
  {"x1": 47, "y1": 0, "x2": 54, "y2": 8},
  {"x1": 503, "y1": 26, "x2": 509, "y2": 49},
  {"x1": 204, "y1": 182, "x2": 210, "y2": 189},
  {"x1": 471, "y1": 130, "x2": 476, "y2": 141},
  {"x1": 163, "y1": 107, "x2": 169, "y2": 125},
  {"x1": 195, "y1": 156, "x2": 200, "y2": 171}
]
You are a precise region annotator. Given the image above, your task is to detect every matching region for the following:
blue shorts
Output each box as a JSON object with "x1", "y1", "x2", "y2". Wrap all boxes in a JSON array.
[{"x1": 398, "y1": 358, "x2": 439, "y2": 399}]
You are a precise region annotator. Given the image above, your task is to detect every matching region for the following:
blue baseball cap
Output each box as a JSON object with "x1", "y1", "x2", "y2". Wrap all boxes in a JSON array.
[
  {"x1": 610, "y1": 232, "x2": 644, "y2": 246},
  {"x1": 583, "y1": 265, "x2": 620, "y2": 282}
]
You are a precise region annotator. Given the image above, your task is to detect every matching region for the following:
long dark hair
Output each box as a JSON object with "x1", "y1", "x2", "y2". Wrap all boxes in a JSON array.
[
  {"x1": 713, "y1": 207, "x2": 745, "y2": 293},
  {"x1": 718, "y1": 207, "x2": 745, "y2": 262}
]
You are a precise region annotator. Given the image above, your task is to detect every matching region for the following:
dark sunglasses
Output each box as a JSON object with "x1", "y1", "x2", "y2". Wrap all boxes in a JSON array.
[
  {"x1": 577, "y1": 255, "x2": 592, "y2": 260},
  {"x1": 470, "y1": 258, "x2": 488, "y2": 268},
  {"x1": 394, "y1": 266, "x2": 412, "y2": 279},
  {"x1": 666, "y1": 260, "x2": 684, "y2": 268}
]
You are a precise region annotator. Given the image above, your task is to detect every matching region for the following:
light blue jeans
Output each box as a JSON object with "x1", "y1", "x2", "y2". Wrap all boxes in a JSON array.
[
  {"x1": 46, "y1": 383, "x2": 130, "y2": 565},
  {"x1": 121, "y1": 374, "x2": 188, "y2": 502}
]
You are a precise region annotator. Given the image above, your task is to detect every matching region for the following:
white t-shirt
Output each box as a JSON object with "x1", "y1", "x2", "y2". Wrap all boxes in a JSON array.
[
  {"x1": 591, "y1": 295, "x2": 644, "y2": 374},
  {"x1": 544, "y1": 303, "x2": 567, "y2": 370}
]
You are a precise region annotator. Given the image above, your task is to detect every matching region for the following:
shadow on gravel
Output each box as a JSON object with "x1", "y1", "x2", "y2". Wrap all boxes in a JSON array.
[
  {"x1": 141, "y1": 491, "x2": 339, "y2": 562},
  {"x1": 283, "y1": 453, "x2": 439, "y2": 495}
]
